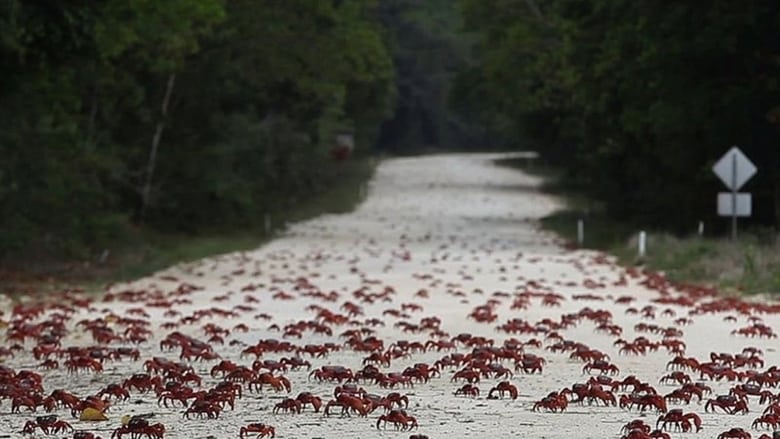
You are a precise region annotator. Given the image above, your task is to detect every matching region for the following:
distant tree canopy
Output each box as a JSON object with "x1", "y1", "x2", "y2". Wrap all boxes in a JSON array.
[
  {"x1": 375, "y1": 0, "x2": 485, "y2": 152},
  {"x1": 0, "y1": 1, "x2": 396, "y2": 257},
  {"x1": 5, "y1": 1, "x2": 778, "y2": 261},
  {"x1": 455, "y1": 0, "x2": 780, "y2": 232}
]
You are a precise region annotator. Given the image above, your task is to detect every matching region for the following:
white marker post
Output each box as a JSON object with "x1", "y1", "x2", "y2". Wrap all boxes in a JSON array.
[
  {"x1": 264, "y1": 214, "x2": 272, "y2": 234},
  {"x1": 577, "y1": 219, "x2": 584, "y2": 247},
  {"x1": 638, "y1": 231, "x2": 646, "y2": 258},
  {"x1": 697, "y1": 221, "x2": 704, "y2": 236}
]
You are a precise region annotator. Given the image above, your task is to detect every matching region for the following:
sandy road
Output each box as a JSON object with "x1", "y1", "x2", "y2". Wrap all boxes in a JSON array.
[{"x1": 3, "y1": 153, "x2": 780, "y2": 439}]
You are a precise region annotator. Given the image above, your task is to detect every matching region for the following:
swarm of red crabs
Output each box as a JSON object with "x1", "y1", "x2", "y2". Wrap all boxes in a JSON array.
[{"x1": 3, "y1": 245, "x2": 780, "y2": 439}]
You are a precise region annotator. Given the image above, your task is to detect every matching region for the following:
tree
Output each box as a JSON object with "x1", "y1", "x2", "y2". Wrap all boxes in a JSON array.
[
  {"x1": 376, "y1": 0, "x2": 481, "y2": 151},
  {"x1": 456, "y1": 0, "x2": 780, "y2": 231}
]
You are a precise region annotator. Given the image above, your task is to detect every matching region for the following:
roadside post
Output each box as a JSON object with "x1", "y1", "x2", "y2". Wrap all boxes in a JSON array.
[{"x1": 712, "y1": 146, "x2": 757, "y2": 240}]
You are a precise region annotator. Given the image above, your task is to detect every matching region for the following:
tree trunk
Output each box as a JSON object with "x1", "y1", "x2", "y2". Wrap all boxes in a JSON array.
[
  {"x1": 774, "y1": 177, "x2": 780, "y2": 228},
  {"x1": 84, "y1": 84, "x2": 99, "y2": 149},
  {"x1": 140, "y1": 72, "x2": 176, "y2": 223}
]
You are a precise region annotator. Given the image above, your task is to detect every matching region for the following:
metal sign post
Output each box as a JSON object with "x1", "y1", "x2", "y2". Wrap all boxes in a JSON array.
[
  {"x1": 731, "y1": 153, "x2": 737, "y2": 240},
  {"x1": 712, "y1": 146, "x2": 756, "y2": 240}
]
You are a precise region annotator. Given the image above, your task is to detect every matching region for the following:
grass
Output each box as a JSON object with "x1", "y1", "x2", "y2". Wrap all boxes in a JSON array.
[
  {"x1": 0, "y1": 156, "x2": 378, "y2": 296},
  {"x1": 634, "y1": 233, "x2": 780, "y2": 295},
  {"x1": 496, "y1": 157, "x2": 780, "y2": 295}
]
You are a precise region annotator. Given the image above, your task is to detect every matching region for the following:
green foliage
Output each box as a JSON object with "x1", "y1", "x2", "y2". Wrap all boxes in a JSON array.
[
  {"x1": 94, "y1": 0, "x2": 225, "y2": 65},
  {"x1": 457, "y1": 0, "x2": 780, "y2": 231},
  {"x1": 376, "y1": 0, "x2": 483, "y2": 151},
  {"x1": 0, "y1": 0, "x2": 395, "y2": 263},
  {"x1": 633, "y1": 232, "x2": 780, "y2": 295}
]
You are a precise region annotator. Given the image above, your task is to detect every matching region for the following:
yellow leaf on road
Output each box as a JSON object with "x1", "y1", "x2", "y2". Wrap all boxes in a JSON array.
[{"x1": 79, "y1": 407, "x2": 108, "y2": 421}]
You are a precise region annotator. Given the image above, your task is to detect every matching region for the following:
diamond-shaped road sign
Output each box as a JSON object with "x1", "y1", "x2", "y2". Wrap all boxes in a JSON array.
[{"x1": 712, "y1": 146, "x2": 757, "y2": 191}]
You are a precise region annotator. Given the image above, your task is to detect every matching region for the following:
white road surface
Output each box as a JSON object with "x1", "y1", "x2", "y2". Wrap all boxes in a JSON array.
[{"x1": 2, "y1": 153, "x2": 779, "y2": 439}]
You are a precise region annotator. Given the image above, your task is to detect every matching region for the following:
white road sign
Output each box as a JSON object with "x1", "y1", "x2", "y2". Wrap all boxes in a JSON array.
[
  {"x1": 712, "y1": 146, "x2": 757, "y2": 190},
  {"x1": 717, "y1": 192, "x2": 752, "y2": 217}
]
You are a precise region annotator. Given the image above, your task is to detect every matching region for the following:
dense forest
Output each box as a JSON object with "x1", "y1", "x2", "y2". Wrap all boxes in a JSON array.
[
  {"x1": 0, "y1": 1, "x2": 475, "y2": 263},
  {"x1": 2, "y1": 1, "x2": 780, "y2": 266},
  {"x1": 455, "y1": 0, "x2": 780, "y2": 232}
]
